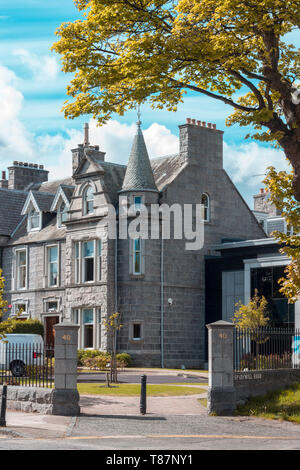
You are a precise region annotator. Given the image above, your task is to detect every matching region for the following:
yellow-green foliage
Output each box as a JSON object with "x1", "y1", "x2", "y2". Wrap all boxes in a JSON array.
[
  {"x1": 233, "y1": 290, "x2": 270, "y2": 329},
  {"x1": 52, "y1": 0, "x2": 300, "y2": 154},
  {"x1": 264, "y1": 167, "x2": 300, "y2": 303},
  {"x1": 0, "y1": 269, "x2": 12, "y2": 340}
]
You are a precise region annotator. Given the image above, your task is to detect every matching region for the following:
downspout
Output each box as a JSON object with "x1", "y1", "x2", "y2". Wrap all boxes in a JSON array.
[
  {"x1": 161, "y1": 236, "x2": 164, "y2": 368},
  {"x1": 114, "y1": 220, "x2": 118, "y2": 353}
]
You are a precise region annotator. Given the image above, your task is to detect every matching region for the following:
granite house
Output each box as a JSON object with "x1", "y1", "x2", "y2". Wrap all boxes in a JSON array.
[{"x1": 0, "y1": 118, "x2": 269, "y2": 368}]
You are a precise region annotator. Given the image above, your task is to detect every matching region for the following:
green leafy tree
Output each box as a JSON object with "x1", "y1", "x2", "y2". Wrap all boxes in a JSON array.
[
  {"x1": 52, "y1": 0, "x2": 300, "y2": 200},
  {"x1": 264, "y1": 167, "x2": 300, "y2": 303},
  {"x1": 233, "y1": 290, "x2": 270, "y2": 329}
]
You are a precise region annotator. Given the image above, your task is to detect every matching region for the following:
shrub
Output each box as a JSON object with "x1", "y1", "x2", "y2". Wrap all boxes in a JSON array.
[
  {"x1": 0, "y1": 318, "x2": 44, "y2": 337},
  {"x1": 77, "y1": 349, "x2": 110, "y2": 366},
  {"x1": 78, "y1": 350, "x2": 132, "y2": 369},
  {"x1": 116, "y1": 353, "x2": 132, "y2": 367},
  {"x1": 83, "y1": 355, "x2": 110, "y2": 370}
]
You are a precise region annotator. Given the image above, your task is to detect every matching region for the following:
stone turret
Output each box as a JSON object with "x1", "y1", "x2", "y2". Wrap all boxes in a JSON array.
[{"x1": 120, "y1": 118, "x2": 158, "y2": 195}]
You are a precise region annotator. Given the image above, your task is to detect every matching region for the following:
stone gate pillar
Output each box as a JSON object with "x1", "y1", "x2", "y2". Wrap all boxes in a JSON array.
[
  {"x1": 206, "y1": 320, "x2": 236, "y2": 415},
  {"x1": 52, "y1": 322, "x2": 80, "y2": 416}
]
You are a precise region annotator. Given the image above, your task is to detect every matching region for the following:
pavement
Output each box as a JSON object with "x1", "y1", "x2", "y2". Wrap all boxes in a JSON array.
[
  {"x1": 2, "y1": 368, "x2": 300, "y2": 450},
  {"x1": 1, "y1": 368, "x2": 208, "y2": 439}
]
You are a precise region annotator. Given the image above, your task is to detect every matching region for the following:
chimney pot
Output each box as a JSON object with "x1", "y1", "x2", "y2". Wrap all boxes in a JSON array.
[
  {"x1": 212, "y1": 124, "x2": 216, "y2": 129},
  {"x1": 84, "y1": 122, "x2": 90, "y2": 146},
  {"x1": 186, "y1": 118, "x2": 191, "y2": 124},
  {"x1": 202, "y1": 122, "x2": 206, "y2": 127},
  {"x1": 2, "y1": 171, "x2": 6, "y2": 180},
  {"x1": 207, "y1": 123, "x2": 212, "y2": 128},
  {"x1": 260, "y1": 188, "x2": 264, "y2": 194},
  {"x1": 191, "y1": 119, "x2": 196, "y2": 125},
  {"x1": 13, "y1": 161, "x2": 18, "y2": 166},
  {"x1": 197, "y1": 120, "x2": 201, "y2": 126},
  {"x1": 29, "y1": 163, "x2": 33, "y2": 168},
  {"x1": 33, "y1": 164, "x2": 38, "y2": 168}
]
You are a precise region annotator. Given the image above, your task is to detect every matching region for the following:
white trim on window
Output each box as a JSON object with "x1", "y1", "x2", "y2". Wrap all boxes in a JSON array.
[
  {"x1": 72, "y1": 307, "x2": 102, "y2": 349},
  {"x1": 15, "y1": 247, "x2": 28, "y2": 291},
  {"x1": 74, "y1": 239, "x2": 102, "y2": 284}
]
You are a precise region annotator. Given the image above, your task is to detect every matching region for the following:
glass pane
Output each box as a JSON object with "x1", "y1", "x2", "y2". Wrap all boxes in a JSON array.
[
  {"x1": 47, "y1": 302, "x2": 58, "y2": 312},
  {"x1": 134, "y1": 239, "x2": 141, "y2": 251},
  {"x1": 72, "y1": 310, "x2": 79, "y2": 324},
  {"x1": 75, "y1": 242, "x2": 80, "y2": 258},
  {"x1": 18, "y1": 251, "x2": 26, "y2": 266},
  {"x1": 133, "y1": 324, "x2": 141, "y2": 339},
  {"x1": 84, "y1": 324, "x2": 94, "y2": 348},
  {"x1": 50, "y1": 263, "x2": 58, "y2": 285},
  {"x1": 83, "y1": 309, "x2": 94, "y2": 324},
  {"x1": 49, "y1": 246, "x2": 58, "y2": 262},
  {"x1": 84, "y1": 258, "x2": 94, "y2": 282},
  {"x1": 134, "y1": 196, "x2": 142, "y2": 208},
  {"x1": 19, "y1": 266, "x2": 26, "y2": 288},
  {"x1": 83, "y1": 241, "x2": 94, "y2": 257},
  {"x1": 134, "y1": 252, "x2": 141, "y2": 274}
]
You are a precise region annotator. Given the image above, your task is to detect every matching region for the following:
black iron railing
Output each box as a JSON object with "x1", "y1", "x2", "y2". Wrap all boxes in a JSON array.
[
  {"x1": 234, "y1": 327, "x2": 300, "y2": 372},
  {"x1": 0, "y1": 343, "x2": 54, "y2": 388}
]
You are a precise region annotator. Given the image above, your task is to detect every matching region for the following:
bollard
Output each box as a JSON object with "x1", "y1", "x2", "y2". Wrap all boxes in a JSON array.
[
  {"x1": 140, "y1": 375, "x2": 147, "y2": 415},
  {"x1": 0, "y1": 384, "x2": 7, "y2": 427}
]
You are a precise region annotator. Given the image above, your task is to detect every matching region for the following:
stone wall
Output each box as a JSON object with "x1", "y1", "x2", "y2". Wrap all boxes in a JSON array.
[
  {"x1": 234, "y1": 369, "x2": 300, "y2": 405},
  {"x1": 0, "y1": 385, "x2": 54, "y2": 414}
]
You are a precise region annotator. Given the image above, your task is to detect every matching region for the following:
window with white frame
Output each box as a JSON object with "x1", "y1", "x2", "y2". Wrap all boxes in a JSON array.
[
  {"x1": 16, "y1": 249, "x2": 27, "y2": 290},
  {"x1": 129, "y1": 321, "x2": 143, "y2": 342},
  {"x1": 12, "y1": 301, "x2": 28, "y2": 317},
  {"x1": 28, "y1": 208, "x2": 40, "y2": 231},
  {"x1": 57, "y1": 201, "x2": 68, "y2": 227},
  {"x1": 44, "y1": 300, "x2": 59, "y2": 312},
  {"x1": 83, "y1": 185, "x2": 94, "y2": 215},
  {"x1": 74, "y1": 240, "x2": 102, "y2": 284},
  {"x1": 47, "y1": 245, "x2": 59, "y2": 287},
  {"x1": 201, "y1": 193, "x2": 210, "y2": 222},
  {"x1": 133, "y1": 238, "x2": 142, "y2": 275},
  {"x1": 72, "y1": 307, "x2": 102, "y2": 349}
]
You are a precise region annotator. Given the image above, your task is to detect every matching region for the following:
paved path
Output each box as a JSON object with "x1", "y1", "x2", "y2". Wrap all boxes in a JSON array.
[{"x1": 1, "y1": 369, "x2": 300, "y2": 450}]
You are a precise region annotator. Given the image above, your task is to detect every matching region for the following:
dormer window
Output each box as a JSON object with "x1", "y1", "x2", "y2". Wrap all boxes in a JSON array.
[
  {"x1": 57, "y1": 201, "x2": 68, "y2": 227},
  {"x1": 28, "y1": 208, "x2": 40, "y2": 231},
  {"x1": 83, "y1": 185, "x2": 94, "y2": 215}
]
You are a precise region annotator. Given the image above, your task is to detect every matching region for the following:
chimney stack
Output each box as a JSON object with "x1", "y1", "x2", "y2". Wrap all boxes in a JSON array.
[
  {"x1": 7, "y1": 162, "x2": 48, "y2": 191},
  {"x1": 179, "y1": 118, "x2": 223, "y2": 168},
  {"x1": 0, "y1": 171, "x2": 8, "y2": 189}
]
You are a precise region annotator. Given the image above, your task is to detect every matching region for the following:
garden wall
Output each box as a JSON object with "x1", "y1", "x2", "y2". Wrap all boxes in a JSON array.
[
  {"x1": 0, "y1": 385, "x2": 54, "y2": 414},
  {"x1": 234, "y1": 369, "x2": 300, "y2": 405}
]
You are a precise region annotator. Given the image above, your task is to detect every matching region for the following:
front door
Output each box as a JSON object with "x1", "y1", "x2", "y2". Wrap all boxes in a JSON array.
[{"x1": 45, "y1": 316, "x2": 59, "y2": 346}]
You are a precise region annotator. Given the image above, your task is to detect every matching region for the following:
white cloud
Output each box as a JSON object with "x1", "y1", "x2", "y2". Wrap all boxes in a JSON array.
[
  {"x1": 12, "y1": 48, "x2": 59, "y2": 81},
  {"x1": 223, "y1": 141, "x2": 291, "y2": 187},
  {"x1": 0, "y1": 61, "x2": 292, "y2": 210}
]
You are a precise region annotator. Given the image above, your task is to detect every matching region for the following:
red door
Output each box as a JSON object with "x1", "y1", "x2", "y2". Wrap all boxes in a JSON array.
[{"x1": 45, "y1": 316, "x2": 59, "y2": 346}]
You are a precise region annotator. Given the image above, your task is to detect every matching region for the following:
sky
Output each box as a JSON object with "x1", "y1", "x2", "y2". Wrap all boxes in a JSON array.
[{"x1": 0, "y1": 1, "x2": 296, "y2": 208}]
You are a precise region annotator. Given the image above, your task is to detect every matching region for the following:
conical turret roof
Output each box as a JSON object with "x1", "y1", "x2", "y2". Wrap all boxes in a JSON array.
[{"x1": 121, "y1": 121, "x2": 158, "y2": 192}]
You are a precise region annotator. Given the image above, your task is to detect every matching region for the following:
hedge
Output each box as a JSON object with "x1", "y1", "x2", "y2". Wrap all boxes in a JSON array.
[
  {"x1": 0, "y1": 318, "x2": 44, "y2": 337},
  {"x1": 77, "y1": 349, "x2": 132, "y2": 367}
]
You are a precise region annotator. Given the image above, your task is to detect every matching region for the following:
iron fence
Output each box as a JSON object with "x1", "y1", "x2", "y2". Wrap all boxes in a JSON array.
[
  {"x1": 234, "y1": 327, "x2": 300, "y2": 372},
  {"x1": 0, "y1": 343, "x2": 54, "y2": 388}
]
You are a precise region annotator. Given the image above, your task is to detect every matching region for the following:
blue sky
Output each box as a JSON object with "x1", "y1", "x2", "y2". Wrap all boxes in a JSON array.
[{"x1": 0, "y1": 0, "x2": 295, "y2": 207}]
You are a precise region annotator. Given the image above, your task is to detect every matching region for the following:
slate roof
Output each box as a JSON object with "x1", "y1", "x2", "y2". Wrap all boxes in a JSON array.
[
  {"x1": 0, "y1": 188, "x2": 28, "y2": 237},
  {"x1": 121, "y1": 123, "x2": 158, "y2": 192},
  {"x1": 151, "y1": 154, "x2": 187, "y2": 191},
  {"x1": 30, "y1": 191, "x2": 56, "y2": 213}
]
